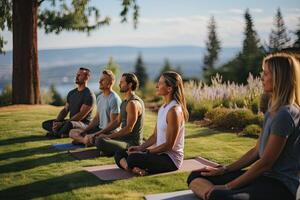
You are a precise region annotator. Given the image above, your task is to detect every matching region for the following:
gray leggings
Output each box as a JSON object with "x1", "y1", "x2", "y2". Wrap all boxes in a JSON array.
[
  {"x1": 114, "y1": 150, "x2": 178, "y2": 174},
  {"x1": 187, "y1": 170, "x2": 294, "y2": 200}
]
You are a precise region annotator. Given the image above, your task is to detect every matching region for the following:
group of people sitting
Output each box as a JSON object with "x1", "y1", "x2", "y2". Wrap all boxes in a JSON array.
[{"x1": 42, "y1": 52, "x2": 300, "y2": 200}]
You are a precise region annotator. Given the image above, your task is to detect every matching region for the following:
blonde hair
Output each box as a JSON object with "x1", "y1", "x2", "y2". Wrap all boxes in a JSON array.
[
  {"x1": 263, "y1": 53, "x2": 300, "y2": 113},
  {"x1": 102, "y1": 69, "x2": 115, "y2": 84},
  {"x1": 162, "y1": 71, "x2": 189, "y2": 121}
]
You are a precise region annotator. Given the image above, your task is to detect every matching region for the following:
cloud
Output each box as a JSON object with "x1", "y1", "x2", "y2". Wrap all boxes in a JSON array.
[
  {"x1": 287, "y1": 8, "x2": 300, "y2": 14},
  {"x1": 209, "y1": 8, "x2": 263, "y2": 15},
  {"x1": 228, "y1": 9, "x2": 244, "y2": 15},
  {"x1": 4, "y1": 7, "x2": 298, "y2": 51}
]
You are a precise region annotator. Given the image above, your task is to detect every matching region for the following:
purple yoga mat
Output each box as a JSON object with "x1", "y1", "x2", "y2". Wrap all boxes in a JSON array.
[{"x1": 84, "y1": 157, "x2": 219, "y2": 181}]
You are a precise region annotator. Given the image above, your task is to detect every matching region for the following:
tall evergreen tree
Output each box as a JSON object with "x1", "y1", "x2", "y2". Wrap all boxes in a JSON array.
[
  {"x1": 134, "y1": 54, "x2": 148, "y2": 88},
  {"x1": 242, "y1": 9, "x2": 260, "y2": 55},
  {"x1": 212, "y1": 9, "x2": 265, "y2": 84},
  {"x1": 160, "y1": 59, "x2": 172, "y2": 72},
  {"x1": 0, "y1": 0, "x2": 139, "y2": 104},
  {"x1": 203, "y1": 16, "x2": 221, "y2": 71},
  {"x1": 203, "y1": 16, "x2": 221, "y2": 82},
  {"x1": 156, "y1": 59, "x2": 173, "y2": 81},
  {"x1": 293, "y1": 18, "x2": 300, "y2": 48},
  {"x1": 269, "y1": 8, "x2": 291, "y2": 52}
]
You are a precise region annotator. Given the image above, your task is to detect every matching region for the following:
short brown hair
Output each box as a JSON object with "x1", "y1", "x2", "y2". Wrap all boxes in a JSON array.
[
  {"x1": 79, "y1": 67, "x2": 91, "y2": 77},
  {"x1": 102, "y1": 69, "x2": 115, "y2": 83},
  {"x1": 122, "y1": 73, "x2": 139, "y2": 91}
]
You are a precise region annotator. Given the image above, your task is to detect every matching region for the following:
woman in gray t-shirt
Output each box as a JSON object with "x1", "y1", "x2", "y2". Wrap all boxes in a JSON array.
[{"x1": 187, "y1": 53, "x2": 300, "y2": 200}]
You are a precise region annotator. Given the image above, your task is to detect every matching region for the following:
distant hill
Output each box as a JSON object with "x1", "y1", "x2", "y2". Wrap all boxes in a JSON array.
[{"x1": 0, "y1": 46, "x2": 239, "y2": 89}]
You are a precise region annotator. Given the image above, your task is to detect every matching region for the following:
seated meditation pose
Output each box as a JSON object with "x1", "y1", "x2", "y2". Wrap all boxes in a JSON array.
[
  {"x1": 187, "y1": 53, "x2": 300, "y2": 200},
  {"x1": 69, "y1": 70, "x2": 121, "y2": 146},
  {"x1": 42, "y1": 67, "x2": 95, "y2": 138},
  {"x1": 90, "y1": 73, "x2": 145, "y2": 156},
  {"x1": 114, "y1": 71, "x2": 189, "y2": 176}
]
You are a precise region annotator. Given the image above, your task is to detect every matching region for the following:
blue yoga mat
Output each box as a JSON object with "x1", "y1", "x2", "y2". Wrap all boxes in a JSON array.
[{"x1": 52, "y1": 143, "x2": 85, "y2": 150}]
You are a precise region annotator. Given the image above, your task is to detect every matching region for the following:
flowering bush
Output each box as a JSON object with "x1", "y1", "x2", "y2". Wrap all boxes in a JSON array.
[{"x1": 185, "y1": 74, "x2": 263, "y2": 120}]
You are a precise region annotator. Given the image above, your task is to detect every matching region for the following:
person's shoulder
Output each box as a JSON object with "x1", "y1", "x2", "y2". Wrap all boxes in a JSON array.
[
  {"x1": 126, "y1": 98, "x2": 143, "y2": 111},
  {"x1": 96, "y1": 91, "x2": 103, "y2": 100},
  {"x1": 83, "y1": 87, "x2": 93, "y2": 93},
  {"x1": 132, "y1": 94, "x2": 144, "y2": 104},
  {"x1": 109, "y1": 91, "x2": 121, "y2": 100},
  {"x1": 282, "y1": 105, "x2": 300, "y2": 119},
  {"x1": 274, "y1": 105, "x2": 296, "y2": 122},
  {"x1": 278, "y1": 105, "x2": 297, "y2": 115},
  {"x1": 69, "y1": 88, "x2": 77, "y2": 93},
  {"x1": 68, "y1": 88, "x2": 78, "y2": 95},
  {"x1": 169, "y1": 104, "x2": 183, "y2": 116},
  {"x1": 83, "y1": 87, "x2": 95, "y2": 96}
]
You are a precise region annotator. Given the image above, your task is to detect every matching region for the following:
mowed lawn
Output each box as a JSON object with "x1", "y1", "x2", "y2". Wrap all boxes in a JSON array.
[{"x1": 0, "y1": 105, "x2": 256, "y2": 199}]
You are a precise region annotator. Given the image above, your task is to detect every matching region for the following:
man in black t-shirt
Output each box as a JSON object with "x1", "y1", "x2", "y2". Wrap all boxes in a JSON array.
[{"x1": 42, "y1": 67, "x2": 96, "y2": 138}]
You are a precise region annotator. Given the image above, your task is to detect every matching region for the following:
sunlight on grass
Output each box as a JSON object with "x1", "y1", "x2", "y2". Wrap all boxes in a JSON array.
[{"x1": 0, "y1": 105, "x2": 256, "y2": 199}]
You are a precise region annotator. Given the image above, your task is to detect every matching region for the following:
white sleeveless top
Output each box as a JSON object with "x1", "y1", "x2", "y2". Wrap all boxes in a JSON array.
[{"x1": 156, "y1": 100, "x2": 185, "y2": 168}]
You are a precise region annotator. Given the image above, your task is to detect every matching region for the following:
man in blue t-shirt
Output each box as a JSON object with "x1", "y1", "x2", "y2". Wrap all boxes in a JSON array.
[
  {"x1": 42, "y1": 67, "x2": 96, "y2": 138},
  {"x1": 69, "y1": 70, "x2": 121, "y2": 146}
]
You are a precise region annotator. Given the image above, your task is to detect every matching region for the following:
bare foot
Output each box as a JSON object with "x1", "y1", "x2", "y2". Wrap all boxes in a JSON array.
[
  {"x1": 120, "y1": 158, "x2": 129, "y2": 171},
  {"x1": 132, "y1": 167, "x2": 148, "y2": 176}
]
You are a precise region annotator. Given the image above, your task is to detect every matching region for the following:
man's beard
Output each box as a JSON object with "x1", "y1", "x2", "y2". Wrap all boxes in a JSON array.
[{"x1": 120, "y1": 87, "x2": 128, "y2": 93}]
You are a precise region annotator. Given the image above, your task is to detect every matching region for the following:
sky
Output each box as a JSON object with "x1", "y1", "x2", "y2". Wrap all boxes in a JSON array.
[{"x1": 2, "y1": 0, "x2": 300, "y2": 50}]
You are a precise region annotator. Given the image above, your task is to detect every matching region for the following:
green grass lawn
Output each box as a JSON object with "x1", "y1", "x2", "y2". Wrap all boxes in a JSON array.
[{"x1": 0, "y1": 105, "x2": 256, "y2": 199}]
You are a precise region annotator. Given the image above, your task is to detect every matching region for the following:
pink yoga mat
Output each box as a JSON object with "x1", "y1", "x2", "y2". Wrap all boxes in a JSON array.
[
  {"x1": 69, "y1": 149, "x2": 100, "y2": 160},
  {"x1": 84, "y1": 157, "x2": 218, "y2": 181}
]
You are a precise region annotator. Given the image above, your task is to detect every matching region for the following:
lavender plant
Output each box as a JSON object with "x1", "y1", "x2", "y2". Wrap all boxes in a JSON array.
[{"x1": 185, "y1": 73, "x2": 263, "y2": 118}]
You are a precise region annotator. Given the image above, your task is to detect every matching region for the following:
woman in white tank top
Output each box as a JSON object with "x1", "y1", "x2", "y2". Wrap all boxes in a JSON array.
[{"x1": 114, "y1": 71, "x2": 189, "y2": 175}]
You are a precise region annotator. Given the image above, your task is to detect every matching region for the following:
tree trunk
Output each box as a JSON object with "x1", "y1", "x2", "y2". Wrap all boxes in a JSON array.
[{"x1": 12, "y1": 0, "x2": 41, "y2": 104}]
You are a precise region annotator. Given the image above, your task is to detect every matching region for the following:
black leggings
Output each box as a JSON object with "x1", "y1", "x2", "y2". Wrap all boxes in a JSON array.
[
  {"x1": 42, "y1": 119, "x2": 73, "y2": 137},
  {"x1": 114, "y1": 150, "x2": 178, "y2": 174},
  {"x1": 187, "y1": 170, "x2": 294, "y2": 200}
]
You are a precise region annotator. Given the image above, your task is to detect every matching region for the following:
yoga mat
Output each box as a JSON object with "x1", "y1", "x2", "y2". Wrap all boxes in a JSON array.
[
  {"x1": 84, "y1": 164, "x2": 134, "y2": 180},
  {"x1": 69, "y1": 149, "x2": 100, "y2": 160},
  {"x1": 52, "y1": 143, "x2": 85, "y2": 150},
  {"x1": 84, "y1": 157, "x2": 218, "y2": 181},
  {"x1": 144, "y1": 190, "x2": 197, "y2": 200}
]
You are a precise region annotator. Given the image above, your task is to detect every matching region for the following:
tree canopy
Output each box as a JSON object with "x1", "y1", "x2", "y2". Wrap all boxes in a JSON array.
[
  {"x1": 268, "y1": 8, "x2": 291, "y2": 52},
  {"x1": 134, "y1": 53, "x2": 148, "y2": 88},
  {"x1": 0, "y1": 0, "x2": 139, "y2": 53},
  {"x1": 209, "y1": 9, "x2": 265, "y2": 84},
  {"x1": 203, "y1": 15, "x2": 221, "y2": 82}
]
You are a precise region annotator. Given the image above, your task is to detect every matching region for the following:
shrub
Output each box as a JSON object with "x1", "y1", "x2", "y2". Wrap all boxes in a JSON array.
[
  {"x1": 205, "y1": 107, "x2": 230, "y2": 122},
  {"x1": 0, "y1": 85, "x2": 12, "y2": 106},
  {"x1": 239, "y1": 124, "x2": 262, "y2": 138},
  {"x1": 221, "y1": 99, "x2": 231, "y2": 108},
  {"x1": 49, "y1": 84, "x2": 64, "y2": 106},
  {"x1": 41, "y1": 89, "x2": 53, "y2": 104},
  {"x1": 215, "y1": 109, "x2": 254, "y2": 130},
  {"x1": 40, "y1": 85, "x2": 65, "y2": 106},
  {"x1": 188, "y1": 101, "x2": 212, "y2": 120},
  {"x1": 249, "y1": 98, "x2": 259, "y2": 114},
  {"x1": 233, "y1": 98, "x2": 246, "y2": 108},
  {"x1": 137, "y1": 81, "x2": 161, "y2": 102},
  {"x1": 249, "y1": 113, "x2": 264, "y2": 127}
]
